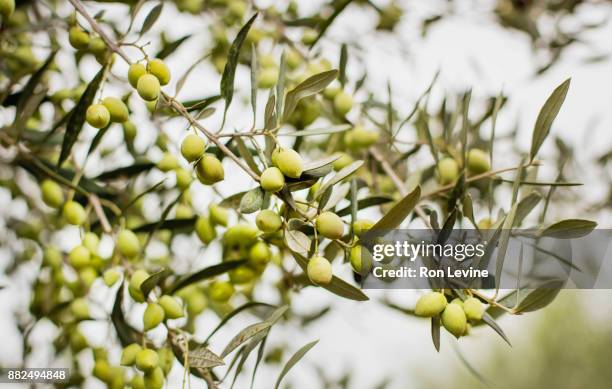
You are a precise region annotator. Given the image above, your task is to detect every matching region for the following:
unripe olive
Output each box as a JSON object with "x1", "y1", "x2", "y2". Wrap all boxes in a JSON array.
[
  {"x1": 158, "y1": 295, "x2": 184, "y2": 319},
  {"x1": 307, "y1": 255, "x2": 332, "y2": 285},
  {"x1": 79, "y1": 267, "x2": 98, "y2": 287},
  {"x1": 131, "y1": 374, "x2": 145, "y2": 389},
  {"x1": 137, "y1": 74, "x2": 161, "y2": 101},
  {"x1": 117, "y1": 229, "x2": 140, "y2": 258},
  {"x1": 414, "y1": 291, "x2": 447, "y2": 317},
  {"x1": 88, "y1": 37, "x2": 106, "y2": 57},
  {"x1": 135, "y1": 349, "x2": 159, "y2": 372},
  {"x1": 121, "y1": 343, "x2": 142, "y2": 366},
  {"x1": 181, "y1": 134, "x2": 206, "y2": 162},
  {"x1": 70, "y1": 329, "x2": 88, "y2": 352},
  {"x1": 128, "y1": 63, "x2": 147, "y2": 88},
  {"x1": 147, "y1": 59, "x2": 171, "y2": 86},
  {"x1": 229, "y1": 267, "x2": 256, "y2": 284},
  {"x1": 43, "y1": 246, "x2": 62, "y2": 268},
  {"x1": 68, "y1": 26, "x2": 90, "y2": 50},
  {"x1": 441, "y1": 303, "x2": 467, "y2": 338},
  {"x1": 195, "y1": 216, "x2": 217, "y2": 244},
  {"x1": 196, "y1": 154, "x2": 224, "y2": 185},
  {"x1": 92, "y1": 359, "x2": 112, "y2": 382},
  {"x1": 157, "y1": 153, "x2": 179, "y2": 172},
  {"x1": 323, "y1": 86, "x2": 341, "y2": 100},
  {"x1": 128, "y1": 269, "x2": 150, "y2": 303},
  {"x1": 103, "y1": 268, "x2": 121, "y2": 287},
  {"x1": 143, "y1": 302, "x2": 165, "y2": 330},
  {"x1": 437, "y1": 157, "x2": 459, "y2": 185},
  {"x1": 123, "y1": 121, "x2": 137, "y2": 142},
  {"x1": 82, "y1": 232, "x2": 99, "y2": 253},
  {"x1": 256, "y1": 209, "x2": 282, "y2": 233},
  {"x1": 285, "y1": 49, "x2": 302, "y2": 69},
  {"x1": 352, "y1": 219, "x2": 375, "y2": 237},
  {"x1": 477, "y1": 217, "x2": 493, "y2": 229},
  {"x1": 144, "y1": 366, "x2": 164, "y2": 389},
  {"x1": 0, "y1": 0, "x2": 15, "y2": 18},
  {"x1": 41, "y1": 179, "x2": 64, "y2": 208},
  {"x1": 102, "y1": 97, "x2": 129, "y2": 123},
  {"x1": 301, "y1": 28, "x2": 318, "y2": 45},
  {"x1": 349, "y1": 245, "x2": 372, "y2": 275},
  {"x1": 260, "y1": 167, "x2": 285, "y2": 192},
  {"x1": 463, "y1": 297, "x2": 484, "y2": 321},
  {"x1": 70, "y1": 297, "x2": 89, "y2": 320},
  {"x1": 333, "y1": 91, "x2": 353, "y2": 116},
  {"x1": 248, "y1": 241, "x2": 271, "y2": 265},
  {"x1": 316, "y1": 211, "x2": 344, "y2": 240},
  {"x1": 228, "y1": 0, "x2": 246, "y2": 18},
  {"x1": 86, "y1": 104, "x2": 110, "y2": 129},
  {"x1": 209, "y1": 281, "x2": 234, "y2": 303},
  {"x1": 352, "y1": 126, "x2": 379, "y2": 148},
  {"x1": 332, "y1": 152, "x2": 353, "y2": 171},
  {"x1": 223, "y1": 224, "x2": 259, "y2": 247},
  {"x1": 175, "y1": 204, "x2": 193, "y2": 219},
  {"x1": 175, "y1": 168, "x2": 193, "y2": 191},
  {"x1": 450, "y1": 298, "x2": 464, "y2": 307},
  {"x1": 209, "y1": 203, "x2": 229, "y2": 227},
  {"x1": 258, "y1": 67, "x2": 279, "y2": 89},
  {"x1": 157, "y1": 348, "x2": 174, "y2": 375},
  {"x1": 275, "y1": 149, "x2": 303, "y2": 178},
  {"x1": 69, "y1": 245, "x2": 91, "y2": 269},
  {"x1": 467, "y1": 149, "x2": 490, "y2": 174},
  {"x1": 184, "y1": 289, "x2": 207, "y2": 315}
]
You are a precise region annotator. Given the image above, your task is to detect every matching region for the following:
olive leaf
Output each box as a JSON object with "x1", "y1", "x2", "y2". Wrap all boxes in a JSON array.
[
  {"x1": 281, "y1": 70, "x2": 338, "y2": 122},
  {"x1": 220, "y1": 305, "x2": 288, "y2": 358},
  {"x1": 220, "y1": 13, "x2": 258, "y2": 118},
  {"x1": 58, "y1": 64, "x2": 107, "y2": 167},
  {"x1": 234, "y1": 136, "x2": 261, "y2": 175},
  {"x1": 514, "y1": 192, "x2": 541, "y2": 226},
  {"x1": 529, "y1": 78, "x2": 571, "y2": 161},
  {"x1": 280, "y1": 124, "x2": 351, "y2": 137},
  {"x1": 111, "y1": 284, "x2": 142, "y2": 347},
  {"x1": 431, "y1": 316, "x2": 441, "y2": 352},
  {"x1": 314, "y1": 160, "x2": 363, "y2": 200},
  {"x1": 513, "y1": 279, "x2": 565, "y2": 313},
  {"x1": 16, "y1": 51, "x2": 56, "y2": 116},
  {"x1": 96, "y1": 161, "x2": 156, "y2": 180},
  {"x1": 139, "y1": 3, "x2": 163, "y2": 36},
  {"x1": 495, "y1": 203, "x2": 517, "y2": 293},
  {"x1": 274, "y1": 340, "x2": 319, "y2": 389},
  {"x1": 370, "y1": 186, "x2": 421, "y2": 231},
  {"x1": 539, "y1": 219, "x2": 597, "y2": 239},
  {"x1": 284, "y1": 229, "x2": 311, "y2": 258},
  {"x1": 140, "y1": 268, "x2": 172, "y2": 299},
  {"x1": 239, "y1": 187, "x2": 264, "y2": 214},
  {"x1": 133, "y1": 217, "x2": 195, "y2": 233},
  {"x1": 482, "y1": 311, "x2": 511, "y2": 346},
  {"x1": 204, "y1": 301, "x2": 276, "y2": 345},
  {"x1": 156, "y1": 34, "x2": 191, "y2": 59},
  {"x1": 166, "y1": 260, "x2": 247, "y2": 294},
  {"x1": 336, "y1": 195, "x2": 394, "y2": 217},
  {"x1": 189, "y1": 346, "x2": 225, "y2": 369}
]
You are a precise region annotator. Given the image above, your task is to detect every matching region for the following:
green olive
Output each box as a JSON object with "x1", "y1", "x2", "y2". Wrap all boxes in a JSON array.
[
  {"x1": 467, "y1": 149, "x2": 490, "y2": 174},
  {"x1": 437, "y1": 157, "x2": 459, "y2": 185},
  {"x1": 463, "y1": 297, "x2": 484, "y2": 321},
  {"x1": 414, "y1": 291, "x2": 447, "y2": 317},
  {"x1": 128, "y1": 63, "x2": 147, "y2": 88},
  {"x1": 307, "y1": 255, "x2": 332, "y2": 285},
  {"x1": 137, "y1": 74, "x2": 161, "y2": 101},
  {"x1": 196, "y1": 154, "x2": 224, "y2": 185},
  {"x1": 315, "y1": 211, "x2": 344, "y2": 240},
  {"x1": 333, "y1": 91, "x2": 353, "y2": 116},
  {"x1": 102, "y1": 97, "x2": 129, "y2": 123},
  {"x1": 117, "y1": 229, "x2": 141, "y2": 258},
  {"x1": 158, "y1": 295, "x2": 184, "y2": 319},
  {"x1": 147, "y1": 59, "x2": 171, "y2": 85},
  {"x1": 143, "y1": 303, "x2": 165, "y2": 331},
  {"x1": 68, "y1": 26, "x2": 90, "y2": 50},
  {"x1": 135, "y1": 349, "x2": 159, "y2": 372},
  {"x1": 274, "y1": 149, "x2": 303, "y2": 178},
  {"x1": 260, "y1": 167, "x2": 285, "y2": 192},
  {"x1": 255, "y1": 209, "x2": 282, "y2": 233},
  {"x1": 195, "y1": 216, "x2": 217, "y2": 244},
  {"x1": 441, "y1": 303, "x2": 467, "y2": 338},
  {"x1": 86, "y1": 104, "x2": 110, "y2": 129},
  {"x1": 41, "y1": 179, "x2": 64, "y2": 208},
  {"x1": 181, "y1": 134, "x2": 206, "y2": 162}
]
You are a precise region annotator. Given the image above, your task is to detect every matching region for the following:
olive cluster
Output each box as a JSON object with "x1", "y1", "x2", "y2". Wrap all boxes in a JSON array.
[{"x1": 415, "y1": 291, "x2": 485, "y2": 338}]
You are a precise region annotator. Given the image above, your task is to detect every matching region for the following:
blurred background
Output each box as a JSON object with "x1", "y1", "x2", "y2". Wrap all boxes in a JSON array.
[{"x1": 2, "y1": 0, "x2": 612, "y2": 388}]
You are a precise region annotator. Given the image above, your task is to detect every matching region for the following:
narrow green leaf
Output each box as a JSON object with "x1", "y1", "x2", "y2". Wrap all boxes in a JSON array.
[
  {"x1": 280, "y1": 124, "x2": 351, "y2": 137},
  {"x1": 204, "y1": 302, "x2": 276, "y2": 344},
  {"x1": 431, "y1": 316, "x2": 441, "y2": 352},
  {"x1": 282, "y1": 70, "x2": 338, "y2": 122},
  {"x1": 540, "y1": 219, "x2": 597, "y2": 239},
  {"x1": 239, "y1": 187, "x2": 264, "y2": 214},
  {"x1": 530, "y1": 78, "x2": 571, "y2": 161},
  {"x1": 156, "y1": 34, "x2": 191, "y2": 59},
  {"x1": 495, "y1": 204, "x2": 517, "y2": 293},
  {"x1": 338, "y1": 43, "x2": 348, "y2": 86},
  {"x1": 96, "y1": 162, "x2": 156, "y2": 180},
  {"x1": 234, "y1": 136, "x2": 261, "y2": 175},
  {"x1": 336, "y1": 195, "x2": 394, "y2": 217},
  {"x1": 314, "y1": 160, "x2": 363, "y2": 199},
  {"x1": 167, "y1": 260, "x2": 247, "y2": 294},
  {"x1": 275, "y1": 50, "x2": 286, "y2": 125},
  {"x1": 111, "y1": 284, "x2": 142, "y2": 347},
  {"x1": 514, "y1": 192, "x2": 541, "y2": 226},
  {"x1": 371, "y1": 186, "x2": 421, "y2": 230},
  {"x1": 140, "y1": 268, "x2": 172, "y2": 299},
  {"x1": 139, "y1": 3, "x2": 163, "y2": 36},
  {"x1": 59, "y1": 65, "x2": 107, "y2": 166},
  {"x1": 221, "y1": 306, "x2": 288, "y2": 358},
  {"x1": 274, "y1": 340, "x2": 319, "y2": 389},
  {"x1": 250, "y1": 44, "x2": 258, "y2": 124},
  {"x1": 189, "y1": 346, "x2": 225, "y2": 369},
  {"x1": 221, "y1": 13, "x2": 258, "y2": 116},
  {"x1": 514, "y1": 280, "x2": 564, "y2": 313},
  {"x1": 482, "y1": 312, "x2": 511, "y2": 346},
  {"x1": 16, "y1": 51, "x2": 56, "y2": 115}
]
